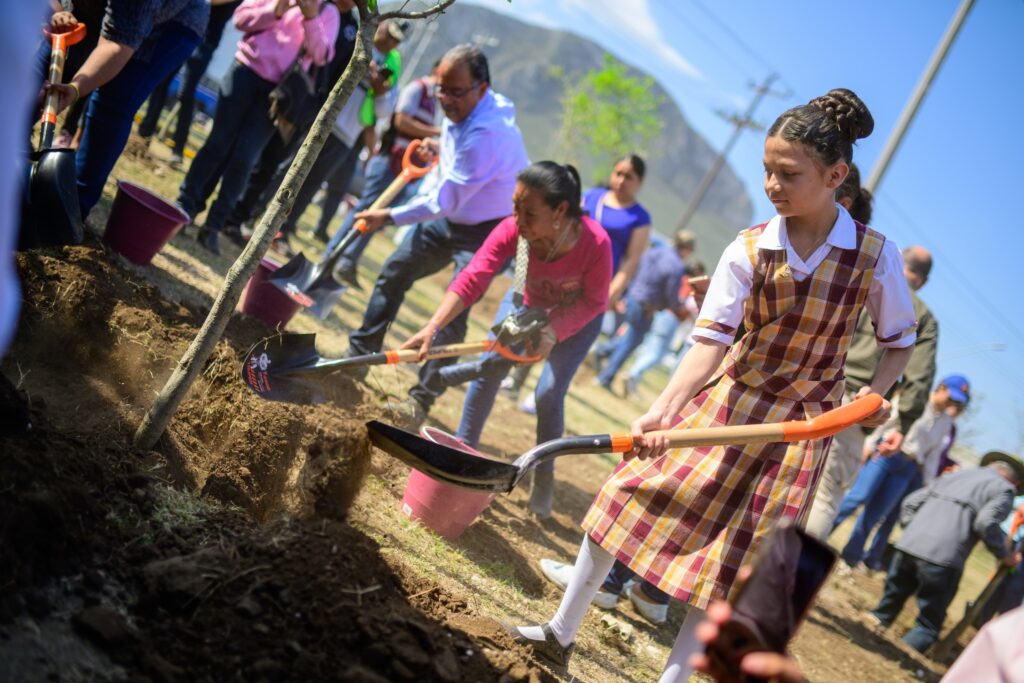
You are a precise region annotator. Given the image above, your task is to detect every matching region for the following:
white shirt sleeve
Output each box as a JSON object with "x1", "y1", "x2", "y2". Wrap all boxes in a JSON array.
[
  {"x1": 690, "y1": 235, "x2": 753, "y2": 346},
  {"x1": 864, "y1": 240, "x2": 918, "y2": 348}
]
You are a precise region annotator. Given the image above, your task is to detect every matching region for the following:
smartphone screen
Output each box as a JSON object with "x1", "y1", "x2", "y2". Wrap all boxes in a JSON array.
[{"x1": 706, "y1": 521, "x2": 836, "y2": 681}]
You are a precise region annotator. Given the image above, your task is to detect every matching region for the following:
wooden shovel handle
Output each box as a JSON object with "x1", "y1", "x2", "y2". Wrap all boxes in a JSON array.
[
  {"x1": 383, "y1": 341, "x2": 492, "y2": 364},
  {"x1": 607, "y1": 394, "x2": 883, "y2": 453}
]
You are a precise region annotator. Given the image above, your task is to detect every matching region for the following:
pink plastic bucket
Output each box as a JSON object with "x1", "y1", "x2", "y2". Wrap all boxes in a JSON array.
[
  {"x1": 103, "y1": 180, "x2": 190, "y2": 265},
  {"x1": 237, "y1": 258, "x2": 301, "y2": 329},
  {"x1": 400, "y1": 427, "x2": 497, "y2": 541}
]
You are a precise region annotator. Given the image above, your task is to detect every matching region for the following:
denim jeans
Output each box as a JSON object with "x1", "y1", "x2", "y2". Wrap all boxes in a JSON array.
[
  {"x1": 279, "y1": 133, "x2": 358, "y2": 235},
  {"x1": 76, "y1": 23, "x2": 200, "y2": 215},
  {"x1": 863, "y1": 470, "x2": 923, "y2": 570},
  {"x1": 347, "y1": 217, "x2": 500, "y2": 410},
  {"x1": 873, "y1": 550, "x2": 962, "y2": 653},
  {"x1": 177, "y1": 61, "x2": 277, "y2": 230},
  {"x1": 832, "y1": 454, "x2": 920, "y2": 567},
  {"x1": 596, "y1": 298, "x2": 654, "y2": 386},
  {"x1": 628, "y1": 309, "x2": 679, "y2": 380},
  {"x1": 602, "y1": 560, "x2": 670, "y2": 605},
  {"x1": 456, "y1": 289, "x2": 604, "y2": 449}
]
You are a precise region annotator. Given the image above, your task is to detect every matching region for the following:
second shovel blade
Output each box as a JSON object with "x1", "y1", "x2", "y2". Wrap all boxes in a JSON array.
[{"x1": 366, "y1": 420, "x2": 518, "y2": 492}]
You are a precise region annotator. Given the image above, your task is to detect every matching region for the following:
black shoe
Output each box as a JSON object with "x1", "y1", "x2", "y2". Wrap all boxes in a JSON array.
[
  {"x1": 222, "y1": 225, "x2": 246, "y2": 247},
  {"x1": 500, "y1": 622, "x2": 573, "y2": 669},
  {"x1": 195, "y1": 226, "x2": 221, "y2": 256},
  {"x1": 332, "y1": 262, "x2": 362, "y2": 291}
]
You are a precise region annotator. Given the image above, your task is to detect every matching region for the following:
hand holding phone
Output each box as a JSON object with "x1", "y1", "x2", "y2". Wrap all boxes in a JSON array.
[{"x1": 695, "y1": 521, "x2": 834, "y2": 683}]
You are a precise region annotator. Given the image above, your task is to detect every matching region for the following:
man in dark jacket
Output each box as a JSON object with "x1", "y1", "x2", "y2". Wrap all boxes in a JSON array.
[{"x1": 870, "y1": 451, "x2": 1024, "y2": 653}]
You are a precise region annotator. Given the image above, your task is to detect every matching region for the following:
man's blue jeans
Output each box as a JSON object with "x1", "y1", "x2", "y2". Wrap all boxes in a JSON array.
[
  {"x1": 596, "y1": 298, "x2": 653, "y2": 386},
  {"x1": 177, "y1": 61, "x2": 277, "y2": 230},
  {"x1": 325, "y1": 153, "x2": 422, "y2": 265},
  {"x1": 348, "y1": 216, "x2": 498, "y2": 410},
  {"x1": 873, "y1": 550, "x2": 962, "y2": 653},
  {"x1": 832, "y1": 453, "x2": 919, "y2": 567},
  {"x1": 456, "y1": 289, "x2": 604, "y2": 450},
  {"x1": 863, "y1": 470, "x2": 923, "y2": 570},
  {"x1": 280, "y1": 133, "x2": 358, "y2": 235},
  {"x1": 628, "y1": 309, "x2": 679, "y2": 380},
  {"x1": 76, "y1": 23, "x2": 200, "y2": 215}
]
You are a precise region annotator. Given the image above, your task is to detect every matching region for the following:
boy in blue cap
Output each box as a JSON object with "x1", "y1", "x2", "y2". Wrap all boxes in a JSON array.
[{"x1": 830, "y1": 373, "x2": 971, "y2": 570}]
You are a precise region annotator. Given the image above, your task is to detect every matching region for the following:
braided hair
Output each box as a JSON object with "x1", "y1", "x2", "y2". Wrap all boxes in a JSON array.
[{"x1": 767, "y1": 88, "x2": 874, "y2": 166}]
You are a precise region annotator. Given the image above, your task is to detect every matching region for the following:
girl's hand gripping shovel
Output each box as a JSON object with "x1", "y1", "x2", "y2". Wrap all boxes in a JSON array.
[
  {"x1": 365, "y1": 394, "x2": 884, "y2": 493},
  {"x1": 20, "y1": 22, "x2": 88, "y2": 249},
  {"x1": 268, "y1": 139, "x2": 437, "y2": 318}
]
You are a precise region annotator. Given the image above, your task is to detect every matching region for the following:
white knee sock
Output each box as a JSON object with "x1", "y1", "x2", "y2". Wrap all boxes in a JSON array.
[
  {"x1": 519, "y1": 535, "x2": 615, "y2": 648},
  {"x1": 658, "y1": 605, "x2": 706, "y2": 683}
]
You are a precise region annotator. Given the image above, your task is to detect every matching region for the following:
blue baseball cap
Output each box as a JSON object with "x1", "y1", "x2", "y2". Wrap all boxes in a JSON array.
[{"x1": 941, "y1": 374, "x2": 971, "y2": 405}]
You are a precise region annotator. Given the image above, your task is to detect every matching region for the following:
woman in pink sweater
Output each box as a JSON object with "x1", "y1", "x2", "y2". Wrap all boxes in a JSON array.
[
  {"x1": 176, "y1": 0, "x2": 342, "y2": 256},
  {"x1": 403, "y1": 161, "x2": 613, "y2": 518}
]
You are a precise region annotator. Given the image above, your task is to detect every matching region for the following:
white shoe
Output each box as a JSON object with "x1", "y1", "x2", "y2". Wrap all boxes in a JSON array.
[
  {"x1": 628, "y1": 584, "x2": 668, "y2": 625},
  {"x1": 538, "y1": 559, "x2": 618, "y2": 610}
]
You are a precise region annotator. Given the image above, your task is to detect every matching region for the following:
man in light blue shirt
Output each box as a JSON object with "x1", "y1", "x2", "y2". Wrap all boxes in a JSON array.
[{"x1": 346, "y1": 44, "x2": 529, "y2": 425}]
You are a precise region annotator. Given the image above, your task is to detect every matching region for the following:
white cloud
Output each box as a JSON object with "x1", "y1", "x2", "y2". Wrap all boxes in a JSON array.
[{"x1": 562, "y1": 0, "x2": 704, "y2": 81}]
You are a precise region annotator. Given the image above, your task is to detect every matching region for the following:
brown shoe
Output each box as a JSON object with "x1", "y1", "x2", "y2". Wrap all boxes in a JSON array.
[{"x1": 499, "y1": 622, "x2": 574, "y2": 669}]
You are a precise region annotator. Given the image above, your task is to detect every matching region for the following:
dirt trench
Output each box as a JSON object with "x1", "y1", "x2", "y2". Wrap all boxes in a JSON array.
[{"x1": 0, "y1": 244, "x2": 553, "y2": 682}]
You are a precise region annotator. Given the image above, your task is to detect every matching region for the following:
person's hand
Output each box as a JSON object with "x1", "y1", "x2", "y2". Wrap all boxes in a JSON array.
[
  {"x1": 855, "y1": 386, "x2": 891, "y2": 428},
  {"x1": 689, "y1": 275, "x2": 710, "y2": 310},
  {"x1": 1001, "y1": 551, "x2": 1022, "y2": 568},
  {"x1": 413, "y1": 137, "x2": 439, "y2": 165},
  {"x1": 524, "y1": 326, "x2": 557, "y2": 362},
  {"x1": 50, "y1": 10, "x2": 77, "y2": 32},
  {"x1": 41, "y1": 81, "x2": 80, "y2": 115},
  {"x1": 627, "y1": 395, "x2": 685, "y2": 462},
  {"x1": 876, "y1": 429, "x2": 904, "y2": 457},
  {"x1": 297, "y1": 0, "x2": 319, "y2": 19},
  {"x1": 400, "y1": 321, "x2": 439, "y2": 361},
  {"x1": 614, "y1": 299, "x2": 627, "y2": 314},
  {"x1": 690, "y1": 600, "x2": 806, "y2": 683},
  {"x1": 353, "y1": 209, "x2": 390, "y2": 234}
]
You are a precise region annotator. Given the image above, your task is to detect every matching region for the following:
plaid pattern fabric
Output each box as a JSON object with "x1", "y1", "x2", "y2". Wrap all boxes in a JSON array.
[{"x1": 582, "y1": 221, "x2": 888, "y2": 609}]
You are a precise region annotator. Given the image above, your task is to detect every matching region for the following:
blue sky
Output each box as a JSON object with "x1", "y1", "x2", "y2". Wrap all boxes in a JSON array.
[{"x1": 454, "y1": 0, "x2": 1023, "y2": 454}]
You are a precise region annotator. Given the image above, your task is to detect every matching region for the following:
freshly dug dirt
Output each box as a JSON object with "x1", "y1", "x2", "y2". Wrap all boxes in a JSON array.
[{"x1": 0, "y1": 244, "x2": 553, "y2": 682}]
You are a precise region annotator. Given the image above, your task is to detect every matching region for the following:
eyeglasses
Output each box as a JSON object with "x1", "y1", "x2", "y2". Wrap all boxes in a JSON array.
[{"x1": 433, "y1": 82, "x2": 482, "y2": 99}]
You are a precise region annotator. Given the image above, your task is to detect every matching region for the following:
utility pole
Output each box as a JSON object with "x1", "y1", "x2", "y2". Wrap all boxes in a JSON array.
[
  {"x1": 865, "y1": 0, "x2": 975, "y2": 193},
  {"x1": 677, "y1": 73, "x2": 786, "y2": 231}
]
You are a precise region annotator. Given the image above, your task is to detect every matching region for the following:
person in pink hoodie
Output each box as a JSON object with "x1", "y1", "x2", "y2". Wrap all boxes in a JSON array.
[{"x1": 176, "y1": 0, "x2": 340, "y2": 256}]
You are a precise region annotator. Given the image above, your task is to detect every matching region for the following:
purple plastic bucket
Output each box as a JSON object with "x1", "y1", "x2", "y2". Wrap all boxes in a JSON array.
[
  {"x1": 237, "y1": 258, "x2": 301, "y2": 329},
  {"x1": 400, "y1": 427, "x2": 497, "y2": 541},
  {"x1": 103, "y1": 180, "x2": 189, "y2": 265}
]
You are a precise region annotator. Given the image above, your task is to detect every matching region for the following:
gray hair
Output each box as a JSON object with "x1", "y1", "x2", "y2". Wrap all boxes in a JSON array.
[{"x1": 442, "y1": 44, "x2": 490, "y2": 85}]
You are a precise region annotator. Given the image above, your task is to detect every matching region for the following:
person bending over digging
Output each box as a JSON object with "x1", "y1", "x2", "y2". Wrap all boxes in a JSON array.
[
  {"x1": 502, "y1": 88, "x2": 918, "y2": 680},
  {"x1": 402, "y1": 161, "x2": 612, "y2": 519}
]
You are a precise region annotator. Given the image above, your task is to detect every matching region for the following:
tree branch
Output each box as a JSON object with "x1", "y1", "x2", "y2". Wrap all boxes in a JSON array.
[{"x1": 379, "y1": 0, "x2": 455, "y2": 21}]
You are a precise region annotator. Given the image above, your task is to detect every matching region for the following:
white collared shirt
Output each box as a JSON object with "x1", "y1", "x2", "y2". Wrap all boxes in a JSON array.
[{"x1": 693, "y1": 205, "x2": 918, "y2": 348}]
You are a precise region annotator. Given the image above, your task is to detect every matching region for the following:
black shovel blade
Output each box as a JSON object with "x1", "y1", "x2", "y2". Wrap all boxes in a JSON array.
[
  {"x1": 302, "y1": 270, "x2": 348, "y2": 319},
  {"x1": 242, "y1": 333, "x2": 327, "y2": 404},
  {"x1": 20, "y1": 149, "x2": 84, "y2": 250},
  {"x1": 267, "y1": 253, "x2": 323, "y2": 305},
  {"x1": 366, "y1": 420, "x2": 519, "y2": 493}
]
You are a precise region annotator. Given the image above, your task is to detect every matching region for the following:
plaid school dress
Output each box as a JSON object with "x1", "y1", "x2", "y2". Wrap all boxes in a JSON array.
[{"x1": 583, "y1": 220, "x2": 893, "y2": 609}]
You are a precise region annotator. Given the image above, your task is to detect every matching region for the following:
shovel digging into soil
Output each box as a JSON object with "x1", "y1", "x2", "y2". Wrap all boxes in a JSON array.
[
  {"x1": 267, "y1": 140, "x2": 436, "y2": 318},
  {"x1": 242, "y1": 332, "x2": 541, "y2": 404},
  {"x1": 365, "y1": 394, "x2": 883, "y2": 493},
  {"x1": 20, "y1": 23, "x2": 87, "y2": 250}
]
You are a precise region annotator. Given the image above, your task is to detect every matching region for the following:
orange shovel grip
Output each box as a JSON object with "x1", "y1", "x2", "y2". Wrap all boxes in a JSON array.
[{"x1": 781, "y1": 394, "x2": 883, "y2": 442}]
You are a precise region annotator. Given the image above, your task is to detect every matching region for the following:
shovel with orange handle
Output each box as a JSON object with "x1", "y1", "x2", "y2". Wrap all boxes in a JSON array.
[
  {"x1": 366, "y1": 394, "x2": 884, "y2": 493},
  {"x1": 268, "y1": 139, "x2": 437, "y2": 318}
]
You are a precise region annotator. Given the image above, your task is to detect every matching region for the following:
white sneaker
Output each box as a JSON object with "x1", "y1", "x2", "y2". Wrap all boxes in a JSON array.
[
  {"x1": 538, "y1": 559, "x2": 618, "y2": 610},
  {"x1": 628, "y1": 584, "x2": 668, "y2": 625}
]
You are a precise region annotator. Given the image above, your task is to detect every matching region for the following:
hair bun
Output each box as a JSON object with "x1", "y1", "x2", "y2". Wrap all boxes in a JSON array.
[{"x1": 809, "y1": 88, "x2": 874, "y2": 143}]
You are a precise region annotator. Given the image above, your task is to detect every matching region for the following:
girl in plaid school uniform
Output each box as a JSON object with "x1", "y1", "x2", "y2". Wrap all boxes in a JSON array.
[{"x1": 505, "y1": 89, "x2": 920, "y2": 680}]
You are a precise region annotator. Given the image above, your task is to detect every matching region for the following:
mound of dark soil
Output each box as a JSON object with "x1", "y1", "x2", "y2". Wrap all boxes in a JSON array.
[{"x1": 0, "y1": 244, "x2": 552, "y2": 682}]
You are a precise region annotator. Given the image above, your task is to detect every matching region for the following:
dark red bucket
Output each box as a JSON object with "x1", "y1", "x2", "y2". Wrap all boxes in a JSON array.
[
  {"x1": 237, "y1": 258, "x2": 301, "y2": 329},
  {"x1": 103, "y1": 180, "x2": 189, "y2": 265},
  {"x1": 400, "y1": 427, "x2": 497, "y2": 541}
]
